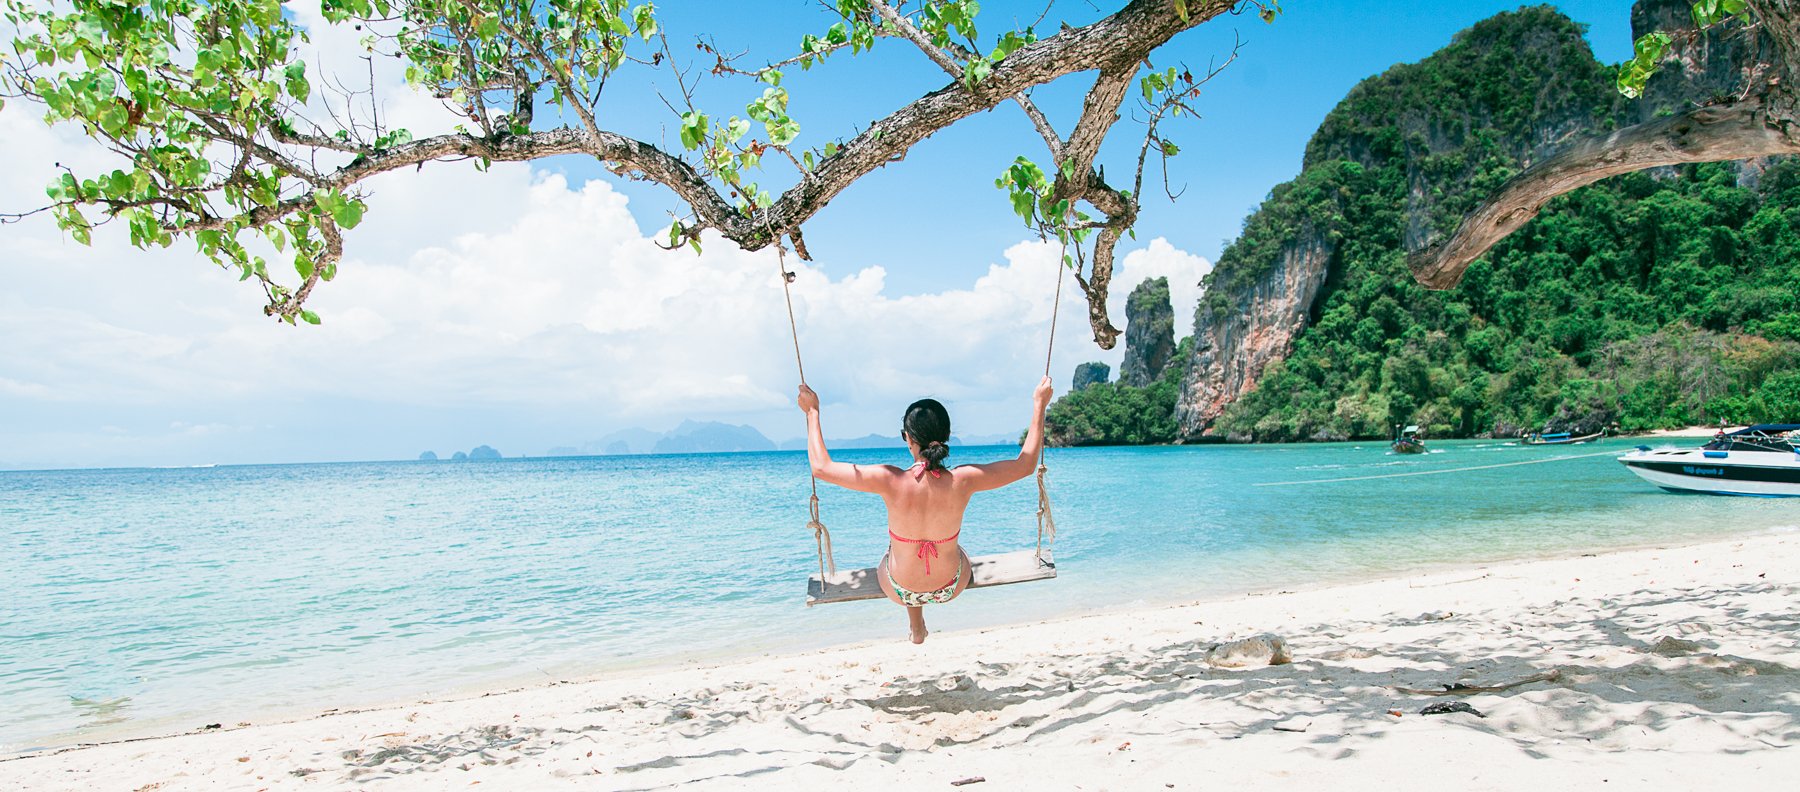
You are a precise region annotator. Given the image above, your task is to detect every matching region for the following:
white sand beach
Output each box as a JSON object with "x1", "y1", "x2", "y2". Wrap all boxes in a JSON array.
[{"x1": 5, "y1": 533, "x2": 1796, "y2": 791}]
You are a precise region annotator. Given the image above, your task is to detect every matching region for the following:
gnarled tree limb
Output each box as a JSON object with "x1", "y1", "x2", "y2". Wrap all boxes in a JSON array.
[{"x1": 1409, "y1": 100, "x2": 1800, "y2": 289}]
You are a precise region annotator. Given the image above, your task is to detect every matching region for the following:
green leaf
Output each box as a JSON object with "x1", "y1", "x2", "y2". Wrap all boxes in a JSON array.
[
  {"x1": 725, "y1": 117, "x2": 751, "y2": 143},
  {"x1": 634, "y1": 4, "x2": 659, "y2": 40},
  {"x1": 334, "y1": 199, "x2": 365, "y2": 230},
  {"x1": 476, "y1": 15, "x2": 500, "y2": 39},
  {"x1": 295, "y1": 255, "x2": 314, "y2": 279},
  {"x1": 1691, "y1": 0, "x2": 1720, "y2": 26},
  {"x1": 962, "y1": 57, "x2": 991, "y2": 88},
  {"x1": 767, "y1": 116, "x2": 800, "y2": 146},
  {"x1": 679, "y1": 111, "x2": 708, "y2": 150},
  {"x1": 1174, "y1": 0, "x2": 1189, "y2": 22},
  {"x1": 284, "y1": 63, "x2": 310, "y2": 103},
  {"x1": 300, "y1": 309, "x2": 321, "y2": 325},
  {"x1": 761, "y1": 68, "x2": 782, "y2": 86}
]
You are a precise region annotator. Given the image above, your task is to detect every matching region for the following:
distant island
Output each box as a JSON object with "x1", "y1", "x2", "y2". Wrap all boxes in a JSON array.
[{"x1": 419, "y1": 445, "x2": 502, "y2": 461}]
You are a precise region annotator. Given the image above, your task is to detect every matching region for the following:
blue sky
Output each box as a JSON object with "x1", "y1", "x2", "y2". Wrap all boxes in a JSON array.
[{"x1": 0, "y1": 1, "x2": 1640, "y2": 469}]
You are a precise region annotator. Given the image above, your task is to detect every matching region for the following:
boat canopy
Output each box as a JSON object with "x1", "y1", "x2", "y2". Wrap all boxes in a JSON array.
[
  {"x1": 1402, "y1": 425, "x2": 1420, "y2": 434},
  {"x1": 1734, "y1": 424, "x2": 1800, "y2": 435}
]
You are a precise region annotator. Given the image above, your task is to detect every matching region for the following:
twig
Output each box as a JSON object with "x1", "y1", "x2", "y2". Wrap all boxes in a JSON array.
[{"x1": 1394, "y1": 668, "x2": 1561, "y2": 696}]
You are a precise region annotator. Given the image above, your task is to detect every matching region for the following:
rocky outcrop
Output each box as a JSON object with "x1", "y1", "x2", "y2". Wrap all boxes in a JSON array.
[
  {"x1": 468, "y1": 445, "x2": 502, "y2": 460},
  {"x1": 1072, "y1": 361, "x2": 1110, "y2": 391},
  {"x1": 1177, "y1": 228, "x2": 1335, "y2": 437},
  {"x1": 1119, "y1": 277, "x2": 1175, "y2": 387},
  {"x1": 418, "y1": 451, "x2": 438, "y2": 461},
  {"x1": 1204, "y1": 634, "x2": 1292, "y2": 668}
]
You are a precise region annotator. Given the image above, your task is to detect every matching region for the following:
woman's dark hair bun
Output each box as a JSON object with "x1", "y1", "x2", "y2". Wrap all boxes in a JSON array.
[
  {"x1": 904, "y1": 398, "x2": 952, "y2": 471},
  {"x1": 921, "y1": 439, "x2": 950, "y2": 468}
]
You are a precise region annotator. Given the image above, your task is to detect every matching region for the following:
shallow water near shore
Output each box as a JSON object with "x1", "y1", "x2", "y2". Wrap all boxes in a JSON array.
[{"x1": 2, "y1": 437, "x2": 1791, "y2": 753}]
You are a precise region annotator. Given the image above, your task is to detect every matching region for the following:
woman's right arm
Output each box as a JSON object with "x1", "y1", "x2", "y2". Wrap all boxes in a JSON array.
[
  {"x1": 958, "y1": 376, "x2": 1054, "y2": 492},
  {"x1": 798, "y1": 384, "x2": 891, "y2": 494}
]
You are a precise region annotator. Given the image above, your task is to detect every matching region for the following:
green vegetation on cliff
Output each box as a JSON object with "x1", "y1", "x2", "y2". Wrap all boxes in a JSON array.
[
  {"x1": 1220, "y1": 159, "x2": 1800, "y2": 441},
  {"x1": 1047, "y1": 338, "x2": 1191, "y2": 445}
]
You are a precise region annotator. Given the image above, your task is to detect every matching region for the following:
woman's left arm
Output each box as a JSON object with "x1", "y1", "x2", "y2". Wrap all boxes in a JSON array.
[{"x1": 798, "y1": 384, "x2": 890, "y2": 494}]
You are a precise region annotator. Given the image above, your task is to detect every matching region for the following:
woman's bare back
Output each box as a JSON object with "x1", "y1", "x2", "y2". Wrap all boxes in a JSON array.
[{"x1": 880, "y1": 464, "x2": 974, "y2": 591}]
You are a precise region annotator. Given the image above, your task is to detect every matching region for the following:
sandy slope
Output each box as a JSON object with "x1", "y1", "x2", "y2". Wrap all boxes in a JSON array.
[{"x1": 5, "y1": 534, "x2": 1796, "y2": 791}]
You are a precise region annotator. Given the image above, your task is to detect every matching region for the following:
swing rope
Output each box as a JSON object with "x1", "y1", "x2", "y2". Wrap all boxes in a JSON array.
[
  {"x1": 772, "y1": 216, "x2": 1066, "y2": 580},
  {"x1": 1035, "y1": 238, "x2": 1066, "y2": 566},
  {"x1": 769, "y1": 224, "x2": 834, "y2": 579}
]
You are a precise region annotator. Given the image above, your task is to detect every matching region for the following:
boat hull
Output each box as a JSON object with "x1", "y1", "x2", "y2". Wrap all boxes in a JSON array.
[
  {"x1": 1619, "y1": 450, "x2": 1800, "y2": 497},
  {"x1": 1524, "y1": 431, "x2": 1603, "y2": 446}
]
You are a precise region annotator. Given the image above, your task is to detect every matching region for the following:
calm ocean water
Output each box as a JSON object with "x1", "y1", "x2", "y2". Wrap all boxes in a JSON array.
[{"x1": 3, "y1": 438, "x2": 1794, "y2": 752}]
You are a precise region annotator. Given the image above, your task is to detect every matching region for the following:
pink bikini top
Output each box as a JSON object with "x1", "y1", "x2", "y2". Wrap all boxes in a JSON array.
[
  {"x1": 907, "y1": 460, "x2": 943, "y2": 481},
  {"x1": 892, "y1": 461, "x2": 954, "y2": 573}
]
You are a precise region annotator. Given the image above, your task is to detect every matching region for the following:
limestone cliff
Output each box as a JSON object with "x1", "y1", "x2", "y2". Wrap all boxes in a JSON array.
[
  {"x1": 1176, "y1": 229, "x2": 1334, "y2": 438},
  {"x1": 1119, "y1": 277, "x2": 1176, "y2": 387},
  {"x1": 1072, "y1": 361, "x2": 1110, "y2": 391}
]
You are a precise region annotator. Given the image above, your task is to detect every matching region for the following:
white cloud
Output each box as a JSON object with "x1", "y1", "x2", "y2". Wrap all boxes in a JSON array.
[{"x1": 1110, "y1": 237, "x2": 1212, "y2": 337}]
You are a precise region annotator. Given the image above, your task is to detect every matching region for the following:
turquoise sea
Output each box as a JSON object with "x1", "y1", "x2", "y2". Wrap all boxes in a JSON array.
[{"x1": 3, "y1": 438, "x2": 1795, "y2": 753}]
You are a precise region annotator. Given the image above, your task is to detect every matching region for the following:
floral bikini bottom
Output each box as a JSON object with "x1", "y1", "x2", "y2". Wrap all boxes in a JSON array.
[{"x1": 887, "y1": 559, "x2": 964, "y2": 607}]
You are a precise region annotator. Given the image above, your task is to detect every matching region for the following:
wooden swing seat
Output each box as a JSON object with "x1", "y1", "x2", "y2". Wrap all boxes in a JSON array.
[{"x1": 805, "y1": 549, "x2": 1056, "y2": 606}]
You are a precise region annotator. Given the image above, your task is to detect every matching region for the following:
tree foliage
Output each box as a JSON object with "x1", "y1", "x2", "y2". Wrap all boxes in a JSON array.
[{"x1": 0, "y1": 0, "x2": 1279, "y2": 335}]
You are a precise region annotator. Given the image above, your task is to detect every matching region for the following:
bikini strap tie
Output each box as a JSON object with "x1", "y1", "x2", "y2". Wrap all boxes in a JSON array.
[{"x1": 889, "y1": 529, "x2": 958, "y2": 575}]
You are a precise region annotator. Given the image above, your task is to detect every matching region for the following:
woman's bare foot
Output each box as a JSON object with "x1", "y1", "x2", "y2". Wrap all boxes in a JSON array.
[{"x1": 907, "y1": 606, "x2": 928, "y2": 644}]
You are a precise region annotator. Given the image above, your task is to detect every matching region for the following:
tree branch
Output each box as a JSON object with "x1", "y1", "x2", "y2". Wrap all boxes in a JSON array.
[
  {"x1": 1062, "y1": 66, "x2": 1137, "y2": 173},
  {"x1": 769, "y1": 0, "x2": 1228, "y2": 245},
  {"x1": 868, "y1": 0, "x2": 1064, "y2": 161},
  {"x1": 1408, "y1": 100, "x2": 1800, "y2": 289}
]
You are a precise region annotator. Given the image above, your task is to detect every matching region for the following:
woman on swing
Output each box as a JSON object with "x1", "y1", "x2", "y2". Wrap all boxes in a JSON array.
[{"x1": 796, "y1": 376, "x2": 1054, "y2": 644}]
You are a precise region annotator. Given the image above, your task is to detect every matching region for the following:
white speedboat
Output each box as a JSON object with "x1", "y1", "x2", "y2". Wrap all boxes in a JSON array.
[{"x1": 1619, "y1": 424, "x2": 1800, "y2": 497}]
